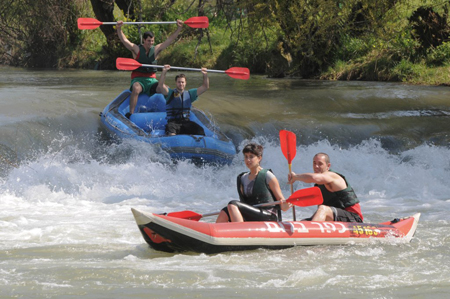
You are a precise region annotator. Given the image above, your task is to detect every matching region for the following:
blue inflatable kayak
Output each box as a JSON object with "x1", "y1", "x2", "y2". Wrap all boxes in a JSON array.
[{"x1": 99, "y1": 90, "x2": 236, "y2": 164}]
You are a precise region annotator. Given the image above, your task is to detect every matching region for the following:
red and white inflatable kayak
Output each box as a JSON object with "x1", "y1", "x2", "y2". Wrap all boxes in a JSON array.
[{"x1": 131, "y1": 208, "x2": 420, "y2": 254}]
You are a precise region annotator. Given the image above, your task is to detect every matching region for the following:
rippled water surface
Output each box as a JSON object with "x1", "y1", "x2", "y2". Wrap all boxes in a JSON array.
[{"x1": 1, "y1": 67, "x2": 449, "y2": 298}]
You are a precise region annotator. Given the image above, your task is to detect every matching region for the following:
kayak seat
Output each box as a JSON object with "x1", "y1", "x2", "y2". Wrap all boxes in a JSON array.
[{"x1": 130, "y1": 112, "x2": 167, "y2": 133}]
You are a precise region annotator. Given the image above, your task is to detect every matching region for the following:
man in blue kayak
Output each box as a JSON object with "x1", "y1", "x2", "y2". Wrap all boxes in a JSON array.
[
  {"x1": 156, "y1": 64, "x2": 209, "y2": 136},
  {"x1": 288, "y1": 152, "x2": 364, "y2": 222},
  {"x1": 116, "y1": 19, "x2": 183, "y2": 118}
]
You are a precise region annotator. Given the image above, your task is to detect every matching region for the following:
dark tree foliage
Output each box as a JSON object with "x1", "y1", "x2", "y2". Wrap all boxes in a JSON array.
[
  {"x1": 0, "y1": 0, "x2": 82, "y2": 67},
  {"x1": 409, "y1": 6, "x2": 450, "y2": 55},
  {"x1": 89, "y1": 0, "x2": 137, "y2": 46},
  {"x1": 235, "y1": 0, "x2": 345, "y2": 77},
  {"x1": 348, "y1": 0, "x2": 398, "y2": 36}
]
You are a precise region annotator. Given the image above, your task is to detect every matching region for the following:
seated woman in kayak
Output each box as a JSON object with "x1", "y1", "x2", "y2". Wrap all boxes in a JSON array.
[{"x1": 216, "y1": 143, "x2": 291, "y2": 223}]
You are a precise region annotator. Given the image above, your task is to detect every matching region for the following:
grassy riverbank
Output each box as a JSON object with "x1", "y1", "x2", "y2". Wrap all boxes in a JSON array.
[
  {"x1": 76, "y1": 1, "x2": 450, "y2": 86},
  {"x1": 318, "y1": 0, "x2": 450, "y2": 86},
  {"x1": 72, "y1": 20, "x2": 450, "y2": 87},
  {"x1": 1, "y1": 0, "x2": 449, "y2": 86},
  {"x1": 322, "y1": 52, "x2": 450, "y2": 86}
]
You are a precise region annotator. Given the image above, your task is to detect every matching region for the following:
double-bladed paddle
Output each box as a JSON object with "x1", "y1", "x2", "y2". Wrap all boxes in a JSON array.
[
  {"x1": 280, "y1": 130, "x2": 297, "y2": 220},
  {"x1": 116, "y1": 57, "x2": 250, "y2": 80},
  {"x1": 77, "y1": 16, "x2": 209, "y2": 30},
  {"x1": 166, "y1": 186, "x2": 323, "y2": 221}
]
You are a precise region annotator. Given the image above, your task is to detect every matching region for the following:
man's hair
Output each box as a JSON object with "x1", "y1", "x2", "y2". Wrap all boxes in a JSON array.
[
  {"x1": 143, "y1": 31, "x2": 155, "y2": 40},
  {"x1": 243, "y1": 143, "x2": 263, "y2": 157},
  {"x1": 314, "y1": 152, "x2": 330, "y2": 164},
  {"x1": 175, "y1": 74, "x2": 186, "y2": 81}
]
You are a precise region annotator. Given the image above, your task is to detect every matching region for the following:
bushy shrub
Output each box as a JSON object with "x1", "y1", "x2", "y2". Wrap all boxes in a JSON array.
[
  {"x1": 392, "y1": 59, "x2": 417, "y2": 81},
  {"x1": 337, "y1": 35, "x2": 374, "y2": 62},
  {"x1": 426, "y1": 42, "x2": 450, "y2": 66}
]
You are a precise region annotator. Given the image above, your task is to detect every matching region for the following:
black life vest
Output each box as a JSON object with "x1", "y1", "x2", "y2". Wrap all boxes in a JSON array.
[
  {"x1": 315, "y1": 170, "x2": 359, "y2": 209},
  {"x1": 166, "y1": 89, "x2": 194, "y2": 120},
  {"x1": 236, "y1": 169, "x2": 277, "y2": 205},
  {"x1": 133, "y1": 45, "x2": 157, "y2": 74}
]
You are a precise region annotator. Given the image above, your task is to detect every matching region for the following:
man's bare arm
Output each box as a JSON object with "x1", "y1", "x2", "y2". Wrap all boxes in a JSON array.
[
  {"x1": 154, "y1": 20, "x2": 183, "y2": 57},
  {"x1": 116, "y1": 21, "x2": 139, "y2": 57}
]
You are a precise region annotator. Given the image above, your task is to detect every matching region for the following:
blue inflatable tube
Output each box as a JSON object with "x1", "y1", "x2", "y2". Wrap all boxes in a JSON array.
[{"x1": 99, "y1": 90, "x2": 236, "y2": 165}]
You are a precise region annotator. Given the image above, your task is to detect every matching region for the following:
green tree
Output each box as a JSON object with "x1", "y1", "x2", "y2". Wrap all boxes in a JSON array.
[
  {"x1": 0, "y1": 0, "x2": 84, "y2": 67},
  {"x1": 226, "y1": 0, "x2": 347, "y2": 77},
  {"x1": 409, "y1": 5, "x2": 450, "y2": 58}
]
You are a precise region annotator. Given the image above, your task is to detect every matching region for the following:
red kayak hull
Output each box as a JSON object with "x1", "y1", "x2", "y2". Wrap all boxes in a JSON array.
[{"x1": 131, "y1": 208, "x2": 420, "y2": 254}]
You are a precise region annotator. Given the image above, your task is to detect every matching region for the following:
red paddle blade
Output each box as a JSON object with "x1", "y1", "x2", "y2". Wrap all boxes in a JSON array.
[
  {"x1": 280, "y1": 130, "x2": 297, "y2": 164},
  {"x1": 225, "y1": 67, "x2": 250, "y2": 80},
  {"x1": 116, "y1": 58, "x2": 142, "y2": 71},
  {"x1": 166, "y1": 210, "x2": 202, "y2": 221},
  {"x1": 77, "y1": 18, "x2": 103, "y2": 30},
  {"x1": 287, "y1": 187, "x2": 323, "y2": 207},
  {"x1": 184, "y1": 16, "x2": 209, "y2": 28}
]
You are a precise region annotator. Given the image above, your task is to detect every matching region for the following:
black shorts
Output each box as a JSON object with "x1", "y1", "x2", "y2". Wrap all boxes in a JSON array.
[
  {"x1": 166, "y1": 119, "x2": 205, "y2": 135},
  {"x1": 221, "y1": 200, "x2": 278, "y2": 222},
  {"x1": 302, "y1": 207, "x2": 363, "y2": 222},
  {"x1": 332, "y1": 207, "x2": 363, "y2": 222}
]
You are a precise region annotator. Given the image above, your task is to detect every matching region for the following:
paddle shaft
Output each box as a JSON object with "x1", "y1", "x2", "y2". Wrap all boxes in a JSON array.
[
  {"x1": 280, "y1": 130, "x2": 298, "y2": 221},
  {"x1": 203, "y1": 187, "x2": 322, "y2": 218},
  {"x1": 78, "y1": 17, "x2": 208, "y2": 30},
  {"x1": 166, "y1": 187, "x2": 322, "y2": 221},
  {"x1": 115, "y1": 57, "x2": 249, "y2": 79},
  {"x1": 200, "y1": 200, "x2": 287, "y2": 218},
  {"x1": 289, "y1": 163, "x2": 297, "y2": 221},
  {"x1": 93, "y1": 21, "x2": 179, "y2": 26},
  {"x1": 139, "y1": 63, "x2": 226, "y2": 74}
]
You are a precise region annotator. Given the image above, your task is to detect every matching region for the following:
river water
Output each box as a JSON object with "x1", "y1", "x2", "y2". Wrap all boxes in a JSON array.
[{"x1": 1, "y1": 67, "x2": 449, "y2": 298}]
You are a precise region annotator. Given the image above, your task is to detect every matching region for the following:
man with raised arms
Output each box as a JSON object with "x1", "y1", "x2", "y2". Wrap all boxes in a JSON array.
[
  {"x1": 116, "y1": 19, "x2": 183, "y2": 118},
  {"x1": 156, "y1": 65, "x2": 209, "y2": 136}
]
